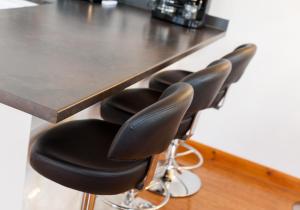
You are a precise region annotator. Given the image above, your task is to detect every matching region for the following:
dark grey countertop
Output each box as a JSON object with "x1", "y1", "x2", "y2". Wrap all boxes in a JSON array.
[{"x1": 0, "y1": 0, "x2": 227, "y2": 123}]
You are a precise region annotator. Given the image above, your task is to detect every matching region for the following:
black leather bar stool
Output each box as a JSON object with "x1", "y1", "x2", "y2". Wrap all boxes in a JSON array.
[
  {"x1": 30, "y1": 83, "x2": 193, "y2": 210},
  {"x1": 149, "y1": 44, "x2": 257, "y2": 108},
  {"x1": 100, "y1": 59, "x2": 231, "y2": 197},
  {"x1": 148, "y1": 43, "x2": 257, "y2": 171}
]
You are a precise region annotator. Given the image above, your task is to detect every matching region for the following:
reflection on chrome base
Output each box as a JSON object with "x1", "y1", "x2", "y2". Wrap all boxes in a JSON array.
[
  {"x1": 147, "y1": 139, "x2": 202, "y2": 197},
  {"x1": 101, "y1": 181, "x2": 170, "y2": 210},
  {"x1": 148, "y1": 165, "x2": 202, "y2": 197}
]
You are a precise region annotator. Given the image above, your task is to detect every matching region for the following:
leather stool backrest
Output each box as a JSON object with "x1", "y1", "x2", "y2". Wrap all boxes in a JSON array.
[
  {"x1": 181, "y1": 59, "x2": 231, "y2": 117},
  {"x1": 222, "y1": 43, "x2": 257, "y2": 88},
  {"x1": 108, "y1": 83, "x2": 193, "y2": 161},
  {"x1": 211, "y1": 43, "x2": 257, "y2": 109}
]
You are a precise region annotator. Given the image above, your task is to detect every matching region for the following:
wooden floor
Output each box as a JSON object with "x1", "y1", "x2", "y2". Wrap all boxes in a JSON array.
[{"x1": 140, "y1": 141, "x2": 300, "y2": 210}]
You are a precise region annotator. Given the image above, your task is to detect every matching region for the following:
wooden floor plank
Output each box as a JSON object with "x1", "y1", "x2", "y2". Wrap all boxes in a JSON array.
[{"x1": 140, "y1": 141, "x2": 300, "y2": 210}]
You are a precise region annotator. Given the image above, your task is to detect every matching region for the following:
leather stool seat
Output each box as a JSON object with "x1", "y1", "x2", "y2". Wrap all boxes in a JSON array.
[
  {"x1": 100, "y1": 59, "x2": 232, "y2": 198},
  {"x1": 101, "y1": 89, "x2": 194, "y2": 138},
  {"x1": 149, "y1": 70, "x2": 192, "y2": 92},
  {"x1": 101, "y1": 89, "x2": 161, "y2": 125},
  {"x1": 149, "y1": 69, "x2": 228, "y2": 109},
  {"x1": 30, "y1": 119, "x2": 149, "y2": 195},
  {"x1": 30, "y1": 83, "x2": 194, "y2": 209},
  {"x1": 30, "y1": 83, "x2": 194, "y2": 210},
  {"x1": 101, "y1": 59, "x2": 232, "y2": 140}
]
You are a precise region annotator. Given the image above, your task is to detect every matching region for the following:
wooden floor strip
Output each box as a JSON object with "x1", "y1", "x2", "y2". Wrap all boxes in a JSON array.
[{"x1": 140, "y1": 141, "x2": 300, "y2": 210}]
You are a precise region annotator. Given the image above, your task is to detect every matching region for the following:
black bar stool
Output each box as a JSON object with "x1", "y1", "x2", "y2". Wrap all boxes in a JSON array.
[
  {"x1": 100, "y1": 59, "x2": 231, "y2": 197},
  {"x1": 30, "y1": 82, "x2": 193, "y2": 210},
  {"x1": 150, "y1": 44, "x2": 257, "y2": 109},
  {"x1": 148, "y1": 43, "x2": 257, "y2": 171},
  {"x1": 211, "y1": 43, "x2": 257, "y2": 108}
]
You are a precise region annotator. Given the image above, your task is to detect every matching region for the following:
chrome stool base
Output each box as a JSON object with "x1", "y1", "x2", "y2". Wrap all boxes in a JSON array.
[
  {"x1": 103, "y1": 193, "x2": 154, "y2": 210},
  {"x1": 148, "y1": 165, "x2": 202, "y2": 197},
  {"x1": 147, "y1": 139, "x2": 202, "y2": 197},
  {"x1": 101, "y1": 181, "x2": 170, "y2": 210}
]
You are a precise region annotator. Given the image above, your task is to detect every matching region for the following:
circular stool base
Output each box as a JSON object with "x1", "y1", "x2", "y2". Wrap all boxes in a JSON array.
[
  {"x1": 102, "y1": 181, "x2": 170, "y2": 210},
  {"x1": 148, "y1": 166, "x2": 202, "y2": 198},
  {"x1": 103, "y1": 194, "x2": 155, "y2": 210}
]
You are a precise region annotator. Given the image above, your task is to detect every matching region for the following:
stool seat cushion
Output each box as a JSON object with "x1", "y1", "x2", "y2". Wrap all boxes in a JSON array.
[
  {"x1": 101, "y1": 88, "x2": 161, "y2": 125},
  {"x1": 30, "y1": 119, "x2": 149, "y2": 195},
  {"x1": 150, "y1": 69, "x2": 229, "y2": 110},
  {"x1": 149, "y1": 70, "x2": 192, "y2": 92},
  {"x1": 101, "y1": 88, "x2": 193, "y2": 138}
]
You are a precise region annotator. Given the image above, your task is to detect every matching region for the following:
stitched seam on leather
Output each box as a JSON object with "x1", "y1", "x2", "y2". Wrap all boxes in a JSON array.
[
  {"x1": 107, "y1": 101, "x2": 136, "y2": 115},
  {"x1": 130, "y1": 104, "x2": 176, "y2": 129},
  {"x1": 129, "y1": 100, "x2": 186, "y2": 129},
  {"x1": 34, "y1": 151, "x2": 147, "y2": 175},
  {"x1": 105, "y1": 92, "x2": 161, "y2": 114},
  {"x1": 153, "y1": 78, "x2": 173, "y2": 85}
]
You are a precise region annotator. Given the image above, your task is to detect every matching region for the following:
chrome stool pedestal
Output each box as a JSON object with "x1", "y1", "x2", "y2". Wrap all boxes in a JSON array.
[
  {"x1": 81, "y1": 181, "x2": 170, "y2": 210},
  {"x1": 103, "y1": 181, "x2": 170, "y2": 210},
  {"x1": 148, "y1": 139, "x2": 202, "y2": 197},
  {"x1": 81, "y1": 193, "x2": 97, "y2": 210}
]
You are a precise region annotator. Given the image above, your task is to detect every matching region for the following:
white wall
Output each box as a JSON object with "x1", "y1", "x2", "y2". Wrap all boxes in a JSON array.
[
  {"x1": 0, "y1": 104, "x2": 32, "y2": 210},
  {"x1": 167, "y1": 0, "x2": 300, "y2": 177}
]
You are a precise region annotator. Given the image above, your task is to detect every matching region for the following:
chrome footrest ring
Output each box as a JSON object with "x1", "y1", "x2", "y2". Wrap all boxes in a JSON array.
[{"x1": 175, "y1": 141, "x2": 204, "y2": 170}]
